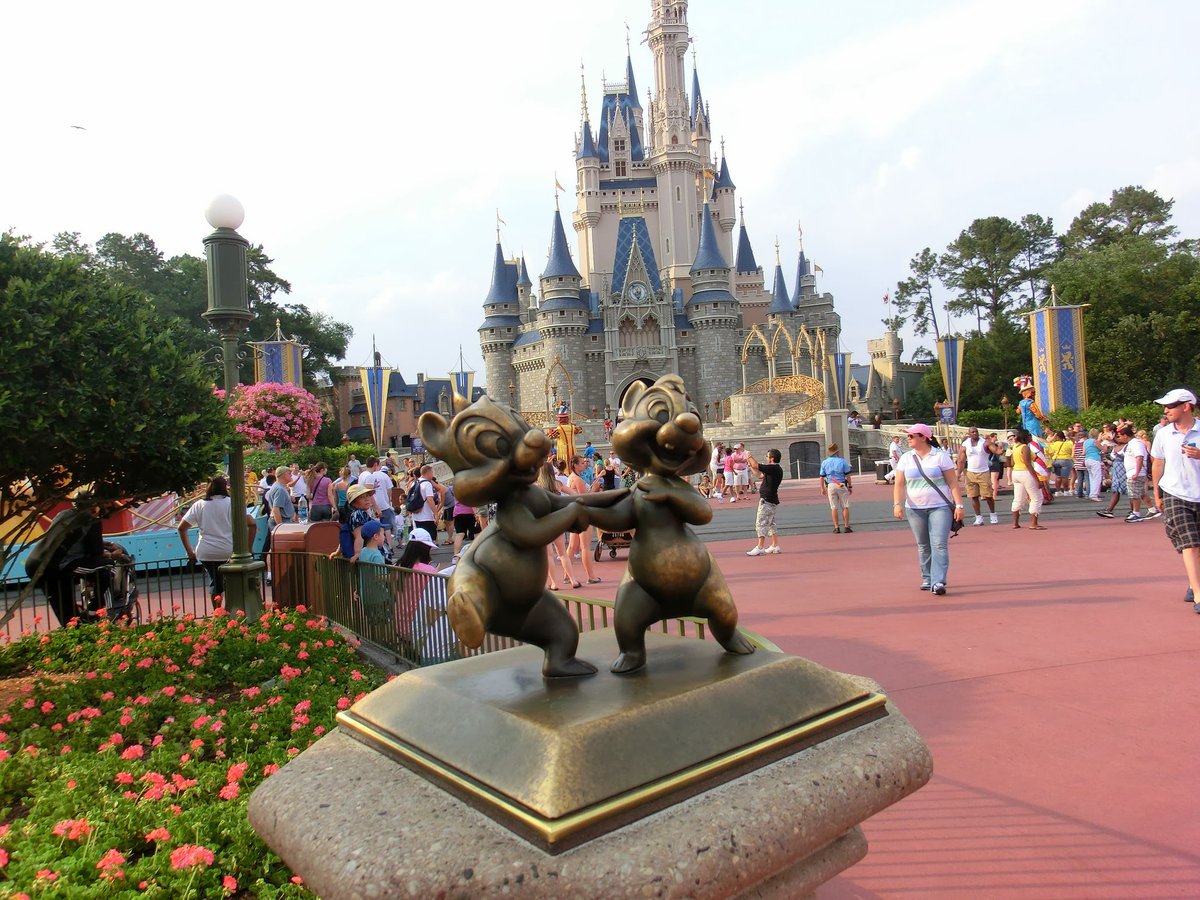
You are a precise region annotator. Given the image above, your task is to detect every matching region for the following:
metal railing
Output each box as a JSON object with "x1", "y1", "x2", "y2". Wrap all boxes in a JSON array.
[
  {"x1": 5, "y1": 550, "x2": 780, "y2": 664},
  {"x1": 1, "y1": 557, "x2": 235, "y2": 642}
]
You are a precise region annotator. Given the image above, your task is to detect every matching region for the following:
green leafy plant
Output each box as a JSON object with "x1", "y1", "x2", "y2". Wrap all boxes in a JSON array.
[{"x1": 0, "y1": 607, "x2": 386, "y2": 897}]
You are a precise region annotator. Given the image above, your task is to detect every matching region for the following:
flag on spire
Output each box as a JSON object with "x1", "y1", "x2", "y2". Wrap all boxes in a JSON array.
[
  {"x1": 814, "y1": 263, "x2": 824, "y2": 275},
  {"x1": 882, "y1": 292, "x2": 890, "y2": 304}
]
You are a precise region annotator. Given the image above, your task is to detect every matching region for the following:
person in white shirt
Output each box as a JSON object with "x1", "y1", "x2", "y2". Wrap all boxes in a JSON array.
[
  {"x1": 885, "y1": 437, "x2": 902, "y2": 484},
  {"x1": 1149, "y1": 388, "x2": 1200, "y2": 610},
  {"x1": 357, "y1": 456, "x2": 396, "y2": 549},
  {"x1": 178, "y1": 476, "x2": 256, "y2": 608},
  {"x1": 957, "y1": 427, "x2": 1000, "y2": 525}
]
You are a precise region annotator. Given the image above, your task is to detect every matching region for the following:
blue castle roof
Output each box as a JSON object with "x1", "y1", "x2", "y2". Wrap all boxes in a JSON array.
[
  {"x1": 611, "y1": 216, "x2": 663, "y2": 295},
  {"x1": 768, "y1": 264, "x2": 792, "y2": 314},
  {"x1": 674, "y1": 312, "x2": 691, "y2": 331},
  {"x1": 584, "y1": 317, "x2": 604, "y2": 336},
  {"x1": 483, "y1": 242, "x2": 519, "y2": 305},
  {"x1": 596, "y1": 94, "x2": 645, "y2": 163},
  {"x1": 735, "y1": 223, "x2": 758, "y2": 274},
  {"x1": 577, "y1": 120, "x2": 598, "y2": 160},
  {"x1": 690, "y1": 68, "x2": 707, "y2": 129},
  {"x1": 478, "y1": 315, "x2": 523, "y2": 330},
  {"x1": 541, "y1": 209, "x2": 581, "y2": 280},
  {"x1": 687, "y1": 286, "x2": 734, "y2": 306},
  {"x1": 511, "y1": 330, "x2": 543, "y2": 349},
  {"x1": 714, "y1": 155, "x2": 735, "y2": 190},
  {"x1": 794, "y1": 250, "x2": 809, "y2": 299},
  {"x1": 516, "y1": 257, "x2": 532, "y2": 287},
  {"x1": 690, "y1": 204, "x2": 728, "y2": 273},
  {"x1": 626, "y1": 55, "x2": 641, "y2": 110}
]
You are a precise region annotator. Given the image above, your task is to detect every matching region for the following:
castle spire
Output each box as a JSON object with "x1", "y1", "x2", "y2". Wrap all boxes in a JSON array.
[
  {"x1": 735, "y1": 202, "x2": 759, "y2": 274},
  {"x1": 541, "y1": 208, "x2": 581, "y2": 280},
  {"x1": 690, "y1": 202, "x2": 729, "y2": 273},
  {"x1": 768, "y1": 241, "x2": 792, "y2": 315}
]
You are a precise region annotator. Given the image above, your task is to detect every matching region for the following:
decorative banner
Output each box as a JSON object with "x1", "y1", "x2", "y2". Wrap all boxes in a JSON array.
[
  {"x1": 1029, "y1": 305, "x2": 1089, "y2": 413},
  {"x1": 827, "y1": 352, "x2": 852, "y2": 409},
  {"x1": 359, "y1": 366, "x2": 392, "y2": 451},
  {"x1": 936, "y1": 336, "x2": 965, "y2": 423},
  {"x1": 450, "y1": 368, "x2": 475, "y2": 403},
  {"x1": 250, "y1": 320, "x2": 305, "y2": 386}
]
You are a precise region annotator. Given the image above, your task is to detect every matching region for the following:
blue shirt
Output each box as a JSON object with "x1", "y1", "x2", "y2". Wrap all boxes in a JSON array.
[
  {"x1": 359, "y1": 546, "x2": 386, "y2": 565},
  {"x1": 1083, "y1": 438, "x2": 1102, "y2": 462},
  {"x1": 819, "y1": 456, "x2": 852, "y2": 485}
]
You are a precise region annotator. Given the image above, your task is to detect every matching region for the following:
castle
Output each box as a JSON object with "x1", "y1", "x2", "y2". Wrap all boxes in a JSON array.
[{"x1": 479, "y1": 0, "x2": 841, "y2": 422}]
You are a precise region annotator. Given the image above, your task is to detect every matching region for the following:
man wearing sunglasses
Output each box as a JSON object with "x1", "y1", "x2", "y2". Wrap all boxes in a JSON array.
[{"x1": 1149, "y1": 388, "x2": 1200, "y2": 612}]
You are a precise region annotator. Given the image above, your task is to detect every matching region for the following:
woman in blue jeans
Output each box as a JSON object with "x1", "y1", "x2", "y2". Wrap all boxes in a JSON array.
[{"x1": 893, "y1": 424, "x2": 964, "y2": 596}]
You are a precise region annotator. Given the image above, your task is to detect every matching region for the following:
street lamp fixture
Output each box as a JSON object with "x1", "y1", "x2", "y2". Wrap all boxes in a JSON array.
[
  {"x1": 1000, "y1": 394, "x2": 1011, "y2": 430},
  {"x1": 202, "y1": 194, "x2": 265, "y2": 617}
]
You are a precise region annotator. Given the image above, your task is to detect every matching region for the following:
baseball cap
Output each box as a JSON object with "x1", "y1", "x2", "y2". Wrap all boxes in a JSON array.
[
  {"x1": 1154, "y1": 388, "x2": 1197, "y2": 405},
  {"x1": 904, "y1": 423, "x2": 933, "y2": 439},
  {"x1": 360, "y1": 520, "x2": 382, "y2": 542}
]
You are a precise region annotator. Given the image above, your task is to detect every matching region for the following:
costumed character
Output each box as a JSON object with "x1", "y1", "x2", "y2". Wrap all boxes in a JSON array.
[
  {"x1": 545, "y1": 407, "x2": 584, "y2": 463},
  {"x1": 417, "y1": 394, "x2": 626, "y2": 678},
  {"x1": 1013, "y1": 375, "x2": 1050, "y2": 438},
  {"x1": 583, "y1": 375, "x2": 756, "y2": 674}
]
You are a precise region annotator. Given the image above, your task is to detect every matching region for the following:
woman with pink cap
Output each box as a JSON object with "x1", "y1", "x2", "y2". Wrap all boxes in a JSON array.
[{"x1": 892, "y1": 423, "x2": 964, "y2": 595}]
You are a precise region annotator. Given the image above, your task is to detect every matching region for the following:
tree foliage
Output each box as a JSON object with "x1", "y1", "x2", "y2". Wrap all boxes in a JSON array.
[
  {"x1": 939, "y1": 216, "x2": 1031, "y2": 331},
  {"x1": 52, "y1": 231, "x2": 351, "y2": 389},
  {"x1": 892, "y1": 248, "x2": 944, "y2": 338},
  {"x1": 0, "y1": 233, "x2": 230, "y2": 565},
  {"x1": 1060, "y1": 186, "x2": 1178, "y2": 255}
]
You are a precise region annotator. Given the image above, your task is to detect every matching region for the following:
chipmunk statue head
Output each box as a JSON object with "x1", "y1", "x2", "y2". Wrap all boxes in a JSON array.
[{"x1": 611, "y1": 375, "x2": 710, "y2": 478}]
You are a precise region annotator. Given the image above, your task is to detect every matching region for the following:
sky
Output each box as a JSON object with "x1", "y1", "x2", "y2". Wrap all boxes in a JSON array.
[{"x1": 6, "y1": 0, "x2": 1200, "y2": 388}]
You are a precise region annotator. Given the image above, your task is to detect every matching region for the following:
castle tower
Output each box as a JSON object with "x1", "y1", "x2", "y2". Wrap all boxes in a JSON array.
[
  {"x1": 478, "y1": 242, "x2": 522, "y2": 402},
  {"x1": 648, "y1": 0, "x2": 704, "y2": 295},
  {"x1": 686, "y1": 202, "x2": 740, "y2": 409},
  {"x1": 574, "y1": 69, "x2": 602, "y2": 280},
  {"x1": 537, "y1": 208, "x2": 589, "y2": 411},
  {"x1": 713, "y1": 143, "x2": 737, "y2": 267}
]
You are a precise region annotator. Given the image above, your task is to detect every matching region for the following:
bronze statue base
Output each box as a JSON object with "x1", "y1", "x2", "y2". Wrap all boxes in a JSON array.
[{"x1": 337, "y1": 630, "x2": 885, "y2": 853}]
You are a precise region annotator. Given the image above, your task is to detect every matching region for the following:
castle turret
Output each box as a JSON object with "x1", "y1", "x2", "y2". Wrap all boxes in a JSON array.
[
  {"x1": 686, "y1": 202, "x2": 740, "y2": 409},
  {"x1": 538, "y1": 209, "x2": 590, "y2": 400},
  {"x1": 574, "y1": 69, "x2": 602, "y2": 279},
  {"x1": 713, "y1": 142, "x2": 736, "y2": 263},
  {"x1": 478, "y1": 242, "x2": 522, "y2": 400},
  {"x1": 766, "y1": 245, "x2": 793, "y2": 324}
]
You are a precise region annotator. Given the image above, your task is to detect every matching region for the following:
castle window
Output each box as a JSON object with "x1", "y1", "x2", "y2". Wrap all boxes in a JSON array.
[
  {"x1": 676, "y1": 186, "x2": 681, "y2": 201},
  {"x1": 665, "y1": 238, "x2": 670, "y2": 254},
  {"x1": 506, "y1": 327, "x2": 513, "y2": 333},
  {"x1": 613, "y1": 139, "x2": 626, "y2": 152},
  {"x1": 682, "y1": 330, "x2": 689, "y2": 337},
  {"x1": 398, "y1": 400, "x2": 407, "y2": 411},
  {"x1": 712, "y1": 304, "x2": 718, "y2": 310},
  {"x1": 559, "y1": 310, "x2": 566, "y2": 317},
  {"x1": 591, "y1": 335, "x2": 599, "y2": 342},
  {"x1": 615, "y1": 161, "x2": 627, "y2": 177},
  {"x1": 489, "y1": 329, "x2": 495, "y2": 334}
]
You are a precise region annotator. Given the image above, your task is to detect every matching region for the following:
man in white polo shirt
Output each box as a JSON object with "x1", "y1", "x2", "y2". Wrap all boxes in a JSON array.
[{"x1": 1149, "y1": 388, "x2": 1200, "y2": 612}]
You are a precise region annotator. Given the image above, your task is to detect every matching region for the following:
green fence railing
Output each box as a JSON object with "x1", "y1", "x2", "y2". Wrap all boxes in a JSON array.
[{"x1": 271, "y1": 553, "x2": 780, "y2": 669}]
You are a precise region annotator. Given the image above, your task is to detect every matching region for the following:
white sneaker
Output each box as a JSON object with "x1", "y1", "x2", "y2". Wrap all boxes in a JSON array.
[
  {"x1": 746, "y1": 546, "x2": 765, "y2": 557},
  {"x1": 765, "y1": 545, "x2": 781, "y2": 554},
  {"x1": 973, "y1": 515, "x2": 984, "y2": 526},
  {"x1": 1125, "y1": 512, "x2": 1143, "y2": 522},
  {"x1": 989, "y1": 513, "x2": 999, "y2": 524}
]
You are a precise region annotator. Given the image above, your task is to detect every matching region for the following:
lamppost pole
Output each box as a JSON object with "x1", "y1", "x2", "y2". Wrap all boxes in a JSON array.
[{"x1": 202, "y1": 195, "x2": 265, "y2": 617}]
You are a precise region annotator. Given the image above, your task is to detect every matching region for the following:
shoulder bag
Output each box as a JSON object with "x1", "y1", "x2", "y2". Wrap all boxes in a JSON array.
[{"x1": 912, "y1": 453, "x2": 963, "y2": 536}]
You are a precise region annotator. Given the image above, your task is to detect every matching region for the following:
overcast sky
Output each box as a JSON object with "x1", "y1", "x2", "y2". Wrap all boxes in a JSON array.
[{"x1": 6, "y1": 0, "x2": 1199, "y2": 386}]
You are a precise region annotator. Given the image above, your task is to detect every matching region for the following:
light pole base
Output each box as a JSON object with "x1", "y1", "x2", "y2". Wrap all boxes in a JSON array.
[{"x1": 219, "y1": 556, "x2": 266, "y2": 619}]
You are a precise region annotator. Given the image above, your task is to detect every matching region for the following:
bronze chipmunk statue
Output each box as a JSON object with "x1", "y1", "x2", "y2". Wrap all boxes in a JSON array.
[
  {"x1": 584, "y1": 375, "x2": 756, "y2": 674},
  {"x1": 418, "y1": 394, "x2": 626, "y2": 678}
]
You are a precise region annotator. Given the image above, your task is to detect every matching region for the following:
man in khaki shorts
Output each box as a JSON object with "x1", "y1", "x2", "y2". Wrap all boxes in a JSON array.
[{"x1": 958, "y1": 426, "x2": 1000, "y2": 525}]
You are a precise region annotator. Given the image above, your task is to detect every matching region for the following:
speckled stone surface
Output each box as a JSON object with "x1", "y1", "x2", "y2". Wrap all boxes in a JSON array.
[{"x1": 249, "y1": 675, "x2": 931, "y2": 899}]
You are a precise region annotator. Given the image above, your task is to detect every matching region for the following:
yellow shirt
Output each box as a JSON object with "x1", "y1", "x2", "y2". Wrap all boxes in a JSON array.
[{"x1": 1011, "y1": 444, "x2": 1032, "y2": 471}]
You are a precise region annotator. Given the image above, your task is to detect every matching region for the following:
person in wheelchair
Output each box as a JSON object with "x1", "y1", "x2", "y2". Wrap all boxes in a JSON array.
[{"x1": 29, "y1": 488, "x2": 118, "y2": 626}]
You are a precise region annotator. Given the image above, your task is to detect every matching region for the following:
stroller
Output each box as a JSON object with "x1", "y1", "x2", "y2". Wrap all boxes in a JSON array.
[{"x1": 73, "y1": 545, "x2": 141, "y2": 624}]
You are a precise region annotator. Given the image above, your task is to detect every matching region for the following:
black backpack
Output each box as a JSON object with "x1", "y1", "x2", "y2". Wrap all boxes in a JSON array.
[{"x1": 405, "y1": 479, "x2": 429, "y2": 513}]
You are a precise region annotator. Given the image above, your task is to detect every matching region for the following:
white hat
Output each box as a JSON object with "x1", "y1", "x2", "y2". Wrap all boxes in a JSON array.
[
  {"x1": 408, "y1": 532, "x2": 438, "y2": 550},
  {"x1": 1154, "y1": 388, "x2": 1197, "y2": 405}
]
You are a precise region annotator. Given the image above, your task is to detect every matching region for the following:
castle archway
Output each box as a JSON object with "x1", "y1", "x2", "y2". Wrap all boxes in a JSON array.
[{"x1": 616, "y1": 374, "x2": 656, "y2": 416}]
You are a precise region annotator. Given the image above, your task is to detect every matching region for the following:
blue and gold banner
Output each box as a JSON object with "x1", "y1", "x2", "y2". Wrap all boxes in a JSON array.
[
  {"x1": 828, "y1": 352, "x2": 852, "y2": 409},
  {"x1": 253, "y1": 341, "x2": 304, "y2": 386},
  {"x1": 937, "y1": 336, "x2": 965, "y2": 422},
  {"x1": 1029, "y1": 305, "x2": 1089, "y2": 413},
  {"x1": 359, "y1": 366, "x2": 392, "y2": 451},
  {"x1": 450, "y1": 368, "x2": 475, "y2": 403}
]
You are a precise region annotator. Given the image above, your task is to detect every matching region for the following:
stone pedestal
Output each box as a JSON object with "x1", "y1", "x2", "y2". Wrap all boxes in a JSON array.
[{"x1": 249, "y1": 659, "x2": 931, "y2": 898}]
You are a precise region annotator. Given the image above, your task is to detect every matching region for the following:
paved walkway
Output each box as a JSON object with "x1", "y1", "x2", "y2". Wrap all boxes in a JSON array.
[{"x1": 577, "y1": 478, "x2": 1200, "y2": 898}]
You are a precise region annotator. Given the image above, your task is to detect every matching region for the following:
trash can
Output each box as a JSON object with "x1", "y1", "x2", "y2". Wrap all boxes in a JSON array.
[
  {"x1": 268, "y1": 522, "x2": 340, "y2": 611},
  {"x1": 875, "y1": 460, "x2": 892, "y2": 484}
]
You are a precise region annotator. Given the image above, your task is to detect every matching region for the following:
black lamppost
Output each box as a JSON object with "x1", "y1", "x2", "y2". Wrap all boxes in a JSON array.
[
  {"x1": 507, "y1": 381, "x2": 516, "y2": 407},
  {"x1": 1000, "y1": 394, "x2": 1011, "y2": 430},
  {"x1": 202, "y1": 195, "x2": 265, "y2": 616}
]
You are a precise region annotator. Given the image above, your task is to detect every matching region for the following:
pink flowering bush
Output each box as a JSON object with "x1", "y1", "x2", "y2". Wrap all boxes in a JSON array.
[
  {"x1": 219, "y1": 381, "x2": 323, "y2": 448},
  {"x1": 0, "y1": 607, "x2": 385, "y2": 896}
]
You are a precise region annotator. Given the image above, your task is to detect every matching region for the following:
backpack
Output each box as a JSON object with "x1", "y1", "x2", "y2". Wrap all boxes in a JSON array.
[{"x1": 405, "y1": 479, "x2": 429, "y2": 513}]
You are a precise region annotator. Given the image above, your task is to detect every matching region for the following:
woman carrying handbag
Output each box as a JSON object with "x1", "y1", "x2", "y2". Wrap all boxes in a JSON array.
[{"x1": 892, "y1": 423, "x2": 964, "y2": 596}]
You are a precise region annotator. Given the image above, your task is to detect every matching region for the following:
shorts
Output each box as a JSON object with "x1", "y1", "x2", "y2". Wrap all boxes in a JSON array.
[
  {"x1": 1162, "y1": 492, "x2": 1200, "y2": 553},
  {"x1": 827, "y1": 483, "x2": 850, "y2": 511},
  {"x1": 735, "y1": 469, "x2": 750, "y2": 486},
  {"x1": 453, "y1": 513, "x2": 480, "y2": 538},
  {"x1": 411, "y1": 520, "x2": 437, "y2": 542},
  {"x1": 965, "y1": 471, "x2": 993, "y2": 499},
  {"x1": 1052, "y1": 460, "x2": 1072, "y2": 478},
  {"x1": 1127, "y1": 476, "x2": 1147, "y2": 500},
  {"x1": 379, "y1": 508, "x2": 396, "y2": 530},
  {"x1": 755, "y1": 500, "x2": 778, "y2": 537}
]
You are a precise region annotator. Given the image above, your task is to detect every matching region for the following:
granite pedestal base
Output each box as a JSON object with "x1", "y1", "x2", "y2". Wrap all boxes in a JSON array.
[{"x1": 249, "y1": 667, "x2": 931, "y2": 898}]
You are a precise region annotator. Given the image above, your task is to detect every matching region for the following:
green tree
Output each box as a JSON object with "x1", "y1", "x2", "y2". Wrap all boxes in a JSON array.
[
  {"x1": 0, "y1": 233, "x2": 231, "y2": 623},
  {"x1": 939, "y1": 216, "x2": 1028, "y2": 331},
  {"x1": 1060, "y1": 185, "x2": 1178, "y2": 255},
  {"x1": 1016, "y1": 213, "x2": 1058, "y2": 307},
  {"x1": 51, "y1": 231, "x2": 351, "y2": 388},
  {"x1": 893, "y1": 247, "x2": 944, "y2": 338}
]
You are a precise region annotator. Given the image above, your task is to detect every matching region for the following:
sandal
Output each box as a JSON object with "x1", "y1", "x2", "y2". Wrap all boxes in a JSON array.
[
  {"x1": 570, "y1": 580, "x2": 582, "y2": 589},
  {"x1": 587, "y1": 577, "x2": 602, "y2": 584}
]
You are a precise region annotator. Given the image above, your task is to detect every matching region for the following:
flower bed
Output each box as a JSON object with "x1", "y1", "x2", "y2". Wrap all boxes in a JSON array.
[{"x1": 0, "y1": 607, "x2": 386, "y2": 896}]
